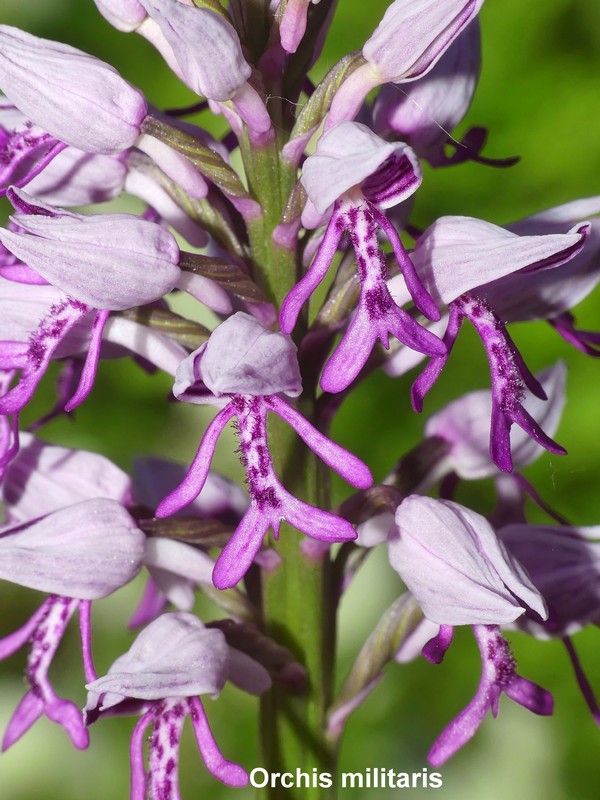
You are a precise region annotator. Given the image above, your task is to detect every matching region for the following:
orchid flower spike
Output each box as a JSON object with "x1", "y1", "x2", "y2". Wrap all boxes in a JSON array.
[
  {"x1": 280, "y1": 122, "x2": 444, "y2": 393},
  {"x1": 84, "y1": 613, "x2": 271, "y2": 796},
  {"x1": 0, "y1": 498, "x2": 145, "y2": 750},
  {"x1": 328, "y1": 0, "x2": 484, "y2": 126},
  {"x1": 156, "y1": 312, "x2": 373, "y2": 589},
  {"x1": 386, "y1": 214, "x2": 588, "y2": 471},
  {"x1": 391, "y1": 495, "x2": 552, "y2": 764}
]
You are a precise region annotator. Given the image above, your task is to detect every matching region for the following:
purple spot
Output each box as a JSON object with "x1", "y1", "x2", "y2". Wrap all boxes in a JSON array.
[
  {"x1": 364, "y1": 285, "x2": 394, "y2": 320},
  {"x1": 169, "y1": 726, "x2": 178, "y2": 747},
  {"x1": 252, "y1": 485, "x2": 281, "y2": 510}
]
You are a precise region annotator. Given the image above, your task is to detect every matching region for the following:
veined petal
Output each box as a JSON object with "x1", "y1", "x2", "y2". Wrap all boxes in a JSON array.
[
  {"x1": 1, "y1": 191, "x2": 181, "y2": 310},
  {"x1": 102, "y1": 316, "x2": 188, "y2": 377},
  {"x1": 144, "y1": 538, "x2": 215, "y2": 588},
  {"x1": 0, "y1": 115, "x2": 67, "y2": 193},
  {"x1": 140, "y1": 0, "x2": 251, "y2": 101},
  {"x1": 373, "y1": 21, "x2": 481, "y2": 159},
  {"x1": 480, "y1": 199, "x2": 600, "y2": 322},
  {"x1": 0, "y1": 25, "x2": 147, "y2": 154},
  {"x1": 499, "y1": 523, "x2": 600, "y2": 636},
  {"x1": 84, "y1": 612, "x2": 229, "y2": 709},
  {"x1": 0, "y1": 296, "x2": 94, "y2": 416},
  {"x1": 279, "y1": 0, "x2": 321, "y2": 54},
  {"x1": 124, "y1": 165, "x2": 209, "y2": 247},
  {"x1": 26, "y1": 147, "x2": 126, "y2": 206},
  {"x1": 93, "y1": 0, "x2": 147, "y2": 32},
  {"x1": 301, "y1": 123, "x2": 419, "y2": 214},
  {"x1": 0, "y1": 276, "x2": 70, "y2": 343},
  {"x1": 509, "y1": 195, "x2": 600, "y2": 235},
  {"x1": 2, "y1": 433, "x2": 132, "y2": 523},
  {"x1": 0, "y1": 498, "x2": 145, "y2": 599},
  {"x1": 391, "y1": 496, "x2": 547, "y2": 625},
  {"x1": 302, "y1": 123, "x2": 395, "y2": 213},
  {"x1": 412, "y1": 216, "x2": 589, "y2": 306},
  {"x1": 363, "y1": 0, "x2": 483, "y2": 83},
  {"x1": 226, "y1": 648, "x2": 272, "y2": 696},
  {"x1": 200, "y1": 313, "x2": 302, "y2": 398}
]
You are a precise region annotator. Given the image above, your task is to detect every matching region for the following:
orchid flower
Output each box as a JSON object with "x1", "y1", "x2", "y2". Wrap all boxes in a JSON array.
[
  {"x1": 98, "y1": 0, "x2": 273, "y2": 142},
  {"x1": 356, "y1": 363, "x2": 566, "y2": 550},
  {"x1": 84, "y1": 612, "x2": 271, "y2": 797},
  {"x1": 386, "y1": 214, "x2": 589, "y2": 470},
  {"x1": 480, "y1": 196, "x2": 600, "y2": 353},
  {"x1": 328, "y1": 0, "x2": 484, "y2": 126},
  {"x1": 0, "y1": 498, "x2": 145, "y2": 749},
  {"x1": 0, "y1": 271, "x2": 189, "y2": 477},
  {"x1": 0, "y1": 25, "x2": 147, "y2": 154},
  {"x1": 0, "y1": 188, "x2": 185, "y2": 435},
  {"x1": 373, "y1": 20, "x2": 481, "y2": 165},
  {"x1": 499, "y1": 521, "x2": 600, "y2": 725},
  {"x1": 424, "y1": 362, "x2": 567, "y2": 481},
  {"x1": 391, "y1": 495, "x2": 552, "y2": 764},
  {"x1": 0, "y1": 103, "x2": 215, "y2": 246},
  {"x1": 427, "y1": 624, "x2": 554, "y2": 766},
  {"x1": 0, "y1": 26, "x2": 214, "y2": 199},
  {"x1": 2, "y1": 431, "x2": 133, "y2": 522},
  {"x1": 280, "y1": 122, "x2": 445, "y2": 393},
  {"x1": 390, "y1": 495, "x2": 546, "y2": 625},
  {"x1": 1, "y1": 435, "x2": 243, "y2": 631},
  {"x1": 156, "y1": 312, "x2": 373, "y2": 589}
]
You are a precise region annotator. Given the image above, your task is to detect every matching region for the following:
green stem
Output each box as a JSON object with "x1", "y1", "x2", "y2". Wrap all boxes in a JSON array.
[
  {"x1": 259, "y1": 412, "x2": 337, "y2": 799},
  {"x1": 240, "y1": 132, "x2": 298, "y2": 304},
  {"x1": 242, "y1": 128, "x2": 339, "y2": 797}
]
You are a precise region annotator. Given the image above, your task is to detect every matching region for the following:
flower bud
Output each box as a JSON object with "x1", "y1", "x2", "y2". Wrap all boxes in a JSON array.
[
  {"x1": 0, "y1": 190, "x2": 180, "y2": 311},
  {"x1": 0, "y1": 25, "x2": 147, "y2": 154},
  {"x1": 390, "y1": 496, "x2": 547, "y2": 625}
]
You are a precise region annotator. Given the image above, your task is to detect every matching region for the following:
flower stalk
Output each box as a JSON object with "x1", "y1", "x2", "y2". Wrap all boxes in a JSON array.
[{"x1": 245, "y1": 131, "x2": 340, "y2": 790}]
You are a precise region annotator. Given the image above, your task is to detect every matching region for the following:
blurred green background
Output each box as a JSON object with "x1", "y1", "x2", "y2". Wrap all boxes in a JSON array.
[{"x1": 1, "y1": 0, "x2": 600, "y2": 798}]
